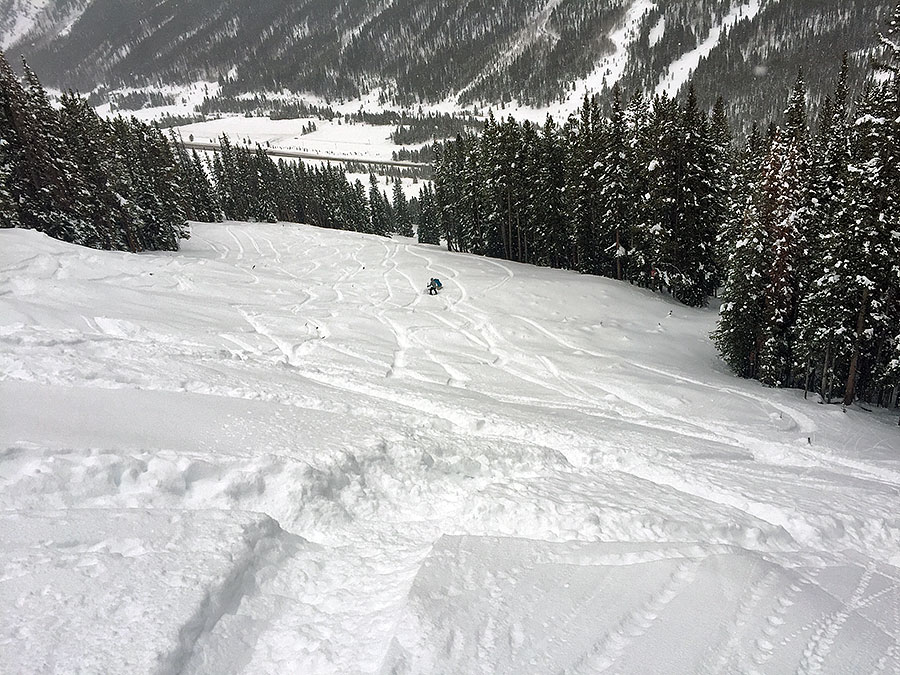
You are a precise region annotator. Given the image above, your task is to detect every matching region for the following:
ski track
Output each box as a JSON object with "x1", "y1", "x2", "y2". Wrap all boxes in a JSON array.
[{"x1": 5, "y1": 223, "x2": 900, "y2": 674}]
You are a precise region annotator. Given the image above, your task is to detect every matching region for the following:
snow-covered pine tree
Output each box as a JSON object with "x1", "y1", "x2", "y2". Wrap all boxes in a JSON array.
[
  {"x1": 792, "y1": 57, "x2": 854, "y2": 398},
  {"x1": 531, "y1": 114, "x2": 570, "y2": 268},
  {"x1": 368, "y1": 172, "x2": 390, "y2": 236},
  {"x1": 622, "y1": 90, "x2": 652, "y2": 285},
  {"x1": 709, "y1": 95, "x2": 736, "y2": 282},
  {"x1": 57, "y1": 91, "x2": 125, "y2": 249},
  {"x1": 6, "y1": 57, "x2": 92, "y2": 245},
  {"x1": 127, "y1": 119, "x2": 187, "y2": 250},
  {"x1": 475, "y1": 113, "x2": 505, "y2": 258},
  {"x1": 756, "y1": 73, "x2": 813, "y2": 387},
  {"x1": 251, "y1": 146, "x2": 278, "y2": 223},
  {"x1": 876, "y1": 1, "x2": 900, "y2": 74},
  {"x1": 796, "y1": 80, "x2": 900, "y2": 405},
  {"x1": 0, "y1": 62, "x2": 20, "y2": 230},
  {"x1": 636, "y1": 92, "x2": 680, "y2": 293},
  {"x1": 348, "y1": 178, "x2": 370, "y2": 232},
  {"x1": 190, "y1": 150, "x2": 222, "y2": 222},
  {"x1": 516, "y1": 119, "x2": 540, "y2": 264},
  {"x1": 434, "y1": 136, "x2": 466, "y2": 251},
  {"x1": 713, "y1": 126, "x2": 770, "y2": 379},
  {"x1": 460, "y1": 141, "x2": 485, "y2": 254},
  {"x1": 0, "y1": 136, "x2": 14, "y2": 228},
  {"x1": 417, "y1": 182, "x2": 440, "y2": 245},
  {"x1": 392, "y1": 180, "x2": 413, "y2": 237},
  {"x1": 664, "y1": 84, "x2": 721, "y2": 306},
  {"x1": 571, "y1": 94, "x2": 603, "y2": 275},
  {"x1": 596, "y1": 84, "x2": 632, "y2": 281}
]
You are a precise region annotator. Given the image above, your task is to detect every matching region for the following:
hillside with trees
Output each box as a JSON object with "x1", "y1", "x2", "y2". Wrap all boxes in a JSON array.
[{"x1": 1, "y1": 0, "x2": 892, "y2": 128}]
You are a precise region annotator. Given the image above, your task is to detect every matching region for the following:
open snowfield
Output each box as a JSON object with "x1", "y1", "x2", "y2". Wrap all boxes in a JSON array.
[
  {"x1": 173, "y1": 117, "x2": 411, "y2": 165},
  {"x1": 2, "y1": 222, "x2": 899, "y2": 674}
]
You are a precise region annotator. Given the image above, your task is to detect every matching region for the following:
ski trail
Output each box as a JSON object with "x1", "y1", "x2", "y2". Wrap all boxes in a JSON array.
[
  {"x1": 476, "y1": 257, "x2": 516, "y2": 299},
  {"x1": 627, "y1": 363, "x2": 900, "y2": 485},
  {"x1": 655, "y1": 0, "x2": 763, "y2": 98},
  {"x1": 193, "y1": 234, "x2": 229, "y2": 260},
  {"x1": 750, "y1": 568, "x2": 822, "y2": 670},
  {"x1": 225, "y1": 226, "x2": 246, "y2": 261},
  {"x1": 513, "y1": 314, "x2": 609, "y2": 360}
]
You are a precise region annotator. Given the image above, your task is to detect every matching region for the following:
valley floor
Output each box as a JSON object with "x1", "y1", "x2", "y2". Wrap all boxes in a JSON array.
[{"x1": 1, "y1": 222, "x2": 898, "y2": 674}]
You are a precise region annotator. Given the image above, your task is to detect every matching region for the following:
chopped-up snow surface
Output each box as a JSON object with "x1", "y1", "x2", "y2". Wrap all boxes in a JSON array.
[{"x1": 1, "y1": 223, "x2": 899, "y2": 674}]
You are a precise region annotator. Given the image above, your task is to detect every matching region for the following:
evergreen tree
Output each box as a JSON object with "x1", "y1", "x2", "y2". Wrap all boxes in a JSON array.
[
  {"x1": 251, "y1": 145, "x2": 278, "y2": 222},
  {"x1": 417, "y1": 182, "x2": 439, "y2": 245},
  {"x1": 392, "y1": 180, "x2": 413, "y2": 237},
  {"x1": 57, "y1": 91, "x2": 121, "y2": 249},
  {"x1": 756, "y1": 74, "x2": 812, "y2": 386},
  {"x1": 368, "y1": 172, "x2": 390, "y2": 235},
  {"x1": 5, "y1": 56, "x2": 89, "y2": 244},
  {"x1": 636, "y1": 92, "x2": 680, "y2": 291},
  {"x1": 596, "y1": 85, "x2": 632, "y2": 280},
  {"x1": 713, "y1": 124, "x2": 769, "y2": 379},
  {"x1": 531, "y1": 115, "x2": 570, "y2": 268},
  {"x1": 571, "y1": 94, "x2": 602, "y2": 274}
]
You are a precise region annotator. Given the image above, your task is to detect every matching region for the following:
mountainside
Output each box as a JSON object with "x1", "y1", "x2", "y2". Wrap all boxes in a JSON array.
[
  {"x1": 2, "y1": 222, "x2": 899, "y2": 673},
  {"x1": 2, "y1": 0, "x2": 894, "y2": 125}
]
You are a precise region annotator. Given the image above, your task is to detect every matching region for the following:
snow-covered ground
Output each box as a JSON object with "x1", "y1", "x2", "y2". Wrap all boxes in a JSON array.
[{"x1": 1, "y1": 223, "x2": 899, "y2": 674}]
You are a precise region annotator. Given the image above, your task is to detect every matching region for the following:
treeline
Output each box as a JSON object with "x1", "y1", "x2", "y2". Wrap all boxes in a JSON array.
[
  {"x1": 424, "y1": 41, "x2": 900, "y2": 408},
  {"x1": 392, "y1": 144, "x2": 440, "y2": 165},
  {"x1": 183, "y1": 134, "x2": 424, "y2": 238},
  {"x1": 109, "y1": 90, "x2": 176, "y2": 111},
  {"x1": 196, "y1": 94, "x2": 337, "y2": 121},
  {"x1": 428, "y1": 86, "x2": 729, "y2": 306},
  {"x1": 13, "y1": 0, "x2": 892, "y2": 130},
  {"x1": 0, "y1": 54, "x2": 428, "y2": 251},
  {"x1": 715, "y1": 53, "x2": 900, "y2": 408},
  {"x1": 0, "y1": 52, "x2": 188, "y2": 252},
  {"x1": 390, "y1": 113, "x2": 482, "y2": 145}
]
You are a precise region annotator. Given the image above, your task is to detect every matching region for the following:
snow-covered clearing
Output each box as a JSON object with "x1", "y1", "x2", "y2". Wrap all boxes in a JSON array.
[
  {"x1": 172, "y1": 116, "x2": 411, "y2": 165},
  {"x1": 1, "y1": 222, "x2": 899, "y2": 674}
]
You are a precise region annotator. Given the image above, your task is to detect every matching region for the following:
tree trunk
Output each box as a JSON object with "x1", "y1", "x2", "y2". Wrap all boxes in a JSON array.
[
  {"x1": 803, "y1": 358, "x2": 811, "y2": 400},
  {"x1": 615, "y1": 228, "x2": 622, "y2": 281},
  {"x1": 504, "y1": 190, "x2": 512, "y2": 260},
  {"x1": 842, "y1": 287, "x2": 870, "y2": 407},
  {"x1": 820, "y1": 345, "x2": 831, "y2": 403}
]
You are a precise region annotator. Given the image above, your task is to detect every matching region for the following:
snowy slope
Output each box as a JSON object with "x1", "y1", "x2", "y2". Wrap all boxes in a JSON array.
[
  {"x1": 655, "y1": 0, "x2": 765, "y2": 98},
  {"x1": 1, "y1": 223, "x2": 899, "y2": 674}
]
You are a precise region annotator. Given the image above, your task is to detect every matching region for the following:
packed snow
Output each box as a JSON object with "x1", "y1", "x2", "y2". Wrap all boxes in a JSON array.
[{"x1": 1, "y1": 222, "x2": 899, "y2": 674}]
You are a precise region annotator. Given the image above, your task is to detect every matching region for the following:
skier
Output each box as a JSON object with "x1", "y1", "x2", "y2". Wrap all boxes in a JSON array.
[{"x1": 427, "y1": 278, "x2": 442, "y2": 295}]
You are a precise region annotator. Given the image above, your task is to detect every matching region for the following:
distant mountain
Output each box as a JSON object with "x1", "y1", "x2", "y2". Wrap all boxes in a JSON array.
[{"x1": 2, "y1": 0, "x2": 894, "y2": 126}]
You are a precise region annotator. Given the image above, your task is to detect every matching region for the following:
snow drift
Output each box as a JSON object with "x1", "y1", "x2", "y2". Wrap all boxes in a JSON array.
[{"x1": 1, "y1": 223, "x2": 898, "y2": 674}]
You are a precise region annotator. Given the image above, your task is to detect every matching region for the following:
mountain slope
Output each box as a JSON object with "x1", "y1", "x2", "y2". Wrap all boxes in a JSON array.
[
  {"x1": 3, "y1": 0, "x2": 893, "y2": 125},
  {"x1": 1, "y1": 222, "x2": 899, "y2": 673}
]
